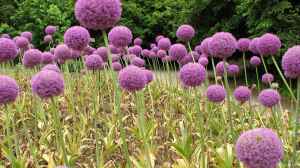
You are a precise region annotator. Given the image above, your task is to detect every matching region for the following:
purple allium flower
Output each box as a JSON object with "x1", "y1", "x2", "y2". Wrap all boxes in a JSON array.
[
  {"x1": 198, "y1": 57, "x2": 209, "y2": 66},
  {"x1": 0, "y1": 75, "x2": 19, "y2": 105},
  {"x1": 141, "y1": 49, "x2": 151, "y2": 58},
  {"x1": 155, "y1": 35, "x2": 164, "y2": 43},
  {"x1": 45, "y1": 25, "x2": 57, "y2": 35},
  {"x1": 31, "y1": 70, "x2": 64, "y2": 99},
  {"x1": 64, "y1": 26, "x2": 90, "y2": 51},
  {"x1": 134, "y1": 37, "x2": 142, "y2": 46},
  {"x1": 157, "y1": 50, "x2": 167, "y2": 58},
  {"x1": 216, "y1": 61, "x2": 226, "y2": 76},
  {"x1": 208, "y1": 32, "x2": 237, "y2": 58},
  {"x1": 128, "y1": 45, "x2": 142, "y2": 56},
  {"x1": 143, "y1": 69, "x2": 154, "y2": 84},
  {"x1": 118, "y1": 65, "x2": 147, "y2": 92},
  {"x1": 43, "y1": 35, "x2": 53, "y2": 44},
  {"x1": 148, "y1": 51, "x2": 157, "y2": 58},
  {"x1": 131, "y1": 57, "x2": 145, "y2": 67},
  {"x1": 112, "y1": 62, "x2": 122, "y2": 71},
  {"x1": 21, "y1": 31, "x2": 32, "y2": 42},
  {"x1": 176, "y1": 24, "x2": 195, "y2": 42},
  {"x1": 194, "y1": 45, "x2": 202, "y2": 55},
  {"x1": 23, "y1": 49, "x2": 42, "y2": 68},
  {"x1": 282, "y1": 45, "x2": 300, "y2": 78},
  {"x1": 206, "y1": 84, "x2": 226, "y2": 103},
  {"x1": 83, "y1": 46, "x2": 96, "y2": 55},
  {"x1": 200, "y1": 53, "x2": 208, "y2": 58},
  {"x1": 258, "y1": 89, "x2": 281, "y2": 108},
  {"x1": 41, "y1": 52, "x2": 55, "y2": 64},
  {"x1": 257, "y1": 33, "x2": 281, "y2": 56},
  {"x1": 284, "y1": 71, "x2": 298, "y2": 79},
  {"x1": 74, "y1": 0, "x2": 121, "y2": 30},
  {"x1": 227, "y1": 64, "x2": 240, "y2": 76},
  {"x1": 112, "y1": 54, "x2": 121, "y2": 62},
  {"x1": 262, "y1": 73, "x2": 274, "y2": 84},
  {"x1": 178, "y1": 52, "x2": 199, "y2": 66},
  {"x1": 179, "y1": 63, "x2": 206, "y2": 87},
  {"x1": 151, "y1": 46, "x2": 159, "y2": 54},
  {"x1": 237, "y1": 38, "x2": 251, "y2": 52},
  {"x1": 150, "y1": 43, "x2": 157, "y2": 49},
  {"x1": 108, "y1": 26, "x2": 132, "y2": 48},
  {"x1": 233, "y1": 86, "x2": 251, "y2": 103},
  {"x1": 54, "y1": 44, "x2": 72, "y2": 61},
  {"x1": 200, "y1": 37, "x2": 212, "y2": 55},
  {"x1": 70, "y1": 49, "x2": 81, "y2": 59},
  {"x1": 1, "y1": 34, "x2": 10, "y2": 39},
  {"x1": 0, "y1": 38, "x2": 18, "y2": 62},
  {"x1": 250, "y1": 56, "x2": 261, "y2": 67},
  {"x1": 42, "y1": 64, "x2": 61, "y2": 73},
  {"x1": 15, "y1": 36, "x2": 29, "y2": 49},
  {"x1": 249, "y1": 38, "x2": 260, "y2": 54},
  {"x1": 94, "y1": 47, "x2": 108, "y2": 62},
  {"x1": 84, "y1": 54, "x2": 104, "y2": 71},
  {"x1": 158, "y1": 37, "x2": 171, "y2": 50},
  {"x1": 169, "y1": 43, "x2": 187, "y2": 60},
  {"x1": 235, "y1": 128, "x2": 283, "y2": 168},
  {"x1": 109, "y1": 44, "x2": 121, "y2": 54}
]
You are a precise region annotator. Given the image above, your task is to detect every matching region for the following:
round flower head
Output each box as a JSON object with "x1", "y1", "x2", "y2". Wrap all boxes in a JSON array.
[
  {"x1": 131, "y1": 57, "x2": 145, "y2": 67},
  {"x1": 235, "y1": 128, "x2": 283, "y2": 168},
  {"x1": 250, "y1": 56, "x2": 261, "y2": 67},
  {"x1": 249, "y1": 38, "x2": 260, "y2": 54},
  {"x1": 169, "y1": 43, "x2": 187, "y2": 60},
  {"x1": 157, "y1": 50, "x2": 167, "y2": 58},
  {"x1": 198, "y1": 57, "x2": 209, "y2": 66},
  {"x1": 128, "y1": 45, "x2": 142, "y2": 56},
  {"x1": 151, "y1": 46, "x2": 159, "y2": 54},
  {"x1": 257, "y1": 33, "x2": 281, "y2": 56},
  {"x1": 0, "y1": 38, "x2": 18, "y2": 62},
  {"x1": 178, "y1": 52, "x2": 199, "y2": 66},
  {"x1": 1, "y1": 34, "x2": 10, "y2": 39},
  {"x1": 70, "y1": 49, "x2": 81, "y2": 59},
  {"x1": 31, "y1": 70, "x2": 64, "y2": 99},
  {"x1": 208, "y1": 32, "x2": 237, "y2": 58},
  {"x1": 94, "y1": 47, "x2": 108, "y2": 62},
  {"x1": 216, "y1": 61, "x2": 226, "y2": 76},
  {"x1": 23, "y1": 49, "x2": 42, "y2": 68},
  {"x1": 118, "y1": 65, "x2": 147, "y2": 92},
  {"x1": 179, "y1": 63, "x2": 206, "y2": 87},
  {"x1": 194, "y1": 45, "x2": 201, "y2": 55},
  {"x1": 112, "y1": 54, "x2": 121, "y2": 62},
  {"x1": 282, "y1": 45, "x2": 300, "y2": 78},
  {"x1": 134, "y1": 37, "x2": 142, "y2": 46},
  {"x1": 41, "y1": 52, "x2": 55, "y2": 64},
  {"x1": 284, "y1": 71, "x2": 299, "y2": 79},
  {"x1": 228, "y1": 64, "x2": 240, "y2": 76},
  {"x1": 148, "y1": 51, "x2": 157, "y2": 59},
  {"x1": 262, "y1": 73, "x2": 274, "y2": 84},
  {"x1": 75, "y1": 0, "x2": 122, "y2": 30},
  {"x1": 43, "y1": 35, "x2": 53, "y2": 44},
  {"x1": 206, "y1": 84, "x2": 226, "y2": 103},
  {"x1": 233, "y1": 86, "x2": 251, "y2": 103},
  {"x1": 143, "y1": 69, "x2": 154, "y2": 84},
  {"x1": 258, "y1": 89, "x2": 281, "y2": 108},
  {"x1": 42, "y1": 64, "x2": 61, "y2": 73},
  {"x1": 200, "y1": 37, "x2": 212, "y2": 55},
  {"x1": 45, "y1": 25, "x2": 57, "y2": 35},
  {"x1": 176, "y1": 24, "x2": 195, "y2": 42},
  {"x1": 0, "y1": 75, "x2": 19, "y2": 105},
  {"x1": 112, "y1": 62, "x2": 122, "y2": 71},
  {"x1": 64, "y1": 26, "x2": 90, "y2": 51},
  {"x1": 237, "y1": 38, "x2": 251, "y2": 52},
  {"x1": 150, "y1": 43, "x2": 157, "y2": 49},
  {"x1": 109, "y1": 45, "x2": 121, "y2": 54},
  {"x1": 155, "y1": 35, "x2": 164, "y2": 43},
  {"x1": 15, "y1": 36, "x2": 29, "y2": 49},
  {"x1": 84, "y1": 54, "x2": 104, "y2": 70},
  {"x1": 54, "y1": 44, "x2": 72, "y2": 61},
  {"x1": 158, "y1": 37, "x2": 171, "y2": 50},
  {"x1": 21, "y1": 31, "x2": 32, "y2": 42},
  {"x1": 142, "y1": 49, "x2": 151, "y2": 58},
  {"x1": 83, "y1": 46, "x2": 96, "y2": 55},
  {"x1": 108, "y1": 26, "x2": 132, "y2": 48}
]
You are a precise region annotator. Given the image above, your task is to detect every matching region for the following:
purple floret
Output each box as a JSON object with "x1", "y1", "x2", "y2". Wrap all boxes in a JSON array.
[
  {"x1": 45, "y1": 25, "x2": 57, "y2": 35},
  {"x1": 262, "y1": 73, "x2": 274, "y2": 84},
  {"x1": 249, "y1": 38, "x2": 260, "y2": 54},
  {"x1": 16, "y1": 36, "x2": 29, "y2": 49},
  {"x1": 23, "y1": 49, "x2": 42, "y2": 68},
  {"x1": 42, "y1": 64, "x2": 61, "y2": 73},
  {"x1": 282, "y1": 45, "x2": 300, "y2": 78},
  {"x1": 250, "y1": 56, "x2": 261, "y2": 67},
  {"x1": 200, "y1": 37, "x2": 212, "y2": 55},
  {"x1": 43, "y1": 35, "x2": 53, "y2": 44},
  {"x1": 94, "y1": 47, "x2": 108, "y2": 62},
  {"x1": 233, "y1": 86, "x2": 251, "y2": 103},
  {"x1": 128, "y1": 45, "x2": 142, "y2": 56},
  {"x1": 0, "y1": 75, "x2": 19, "y2": 105},
  {"x1": 0, "y1": 38, "x2": 18, "y2": 62},
  {"x1": 108, "y1": 26, "x2": 132, "y2": 48},
  {"x1": 208, "y1": 32, "x2": 237, "y2": 59},
  {"x1": 198, "y1": 57, "x2": 209, "y2": 66},
  {"x1": 176, "y1": 24, "x2": 195, "y2": 42},
  {"x1": 41, "y1": 52, "x2": 55, "y2": 64},
  {"x1": 236, "y1": 128, "x2": 283, "y2": 168},
  {"x1": 227, "y1": 64, "x2": 240, "y2": 76},
  {"x1": 237, "y1": 38, "x2": 251, "y2": 52},
  {"x1": 216, "y1": 61, "x2": 226, "y2": 76},
  {"x1": 257, "y1": 33, "x2": 281, "y2": 56},
  {"x1": 155, "y1": 35, "x2": 164, "y2": 43},
  {"x1": 131, "y1": 57, "x2": 145, "y2": 67},
  {"x1": 134, "y1": 37, "x2": 143, "y2": 46},
  {"x1": 179, "y1": 63, "x2": 206, "y2": 87},
  {"x1": 112, "y1": 62, "x2": 122, "y2": 71},
  {"x1": 118, "y1": 65, "x2": 147, "y2": 92},
  {"x1": 54, "y1": 44, "x2": 72, "y2": 61},
  {"x1": 21, "y1": 31, "x2": 32, "y2": 42},
  {"x1": 64, "y1": 26, "x2": 90, "y2": 51},
  {"x1": 143, "y1": 69, "x2": 154, "y2": 84},
  {"x1": 206, "y1": 84, "x2": 226, "y2": 103},
  {"x1": 158, "y1": 37, "x2": 171, "y2": 50},
  {"x1": 141, "y1": 49, "x2": 151, "y2": 58},
  {"x1": 169, "y1": 43, "x2": 187, "y2": 61},
  {"x1": 84, "y1": 54, "x2": 104, "y2": 71},
  {"x1": 258, "y1": 89, "x2": 281, "y2": 108},
  {"x1": 157, "y1": 50, "x2": 167, "y2": 58}
]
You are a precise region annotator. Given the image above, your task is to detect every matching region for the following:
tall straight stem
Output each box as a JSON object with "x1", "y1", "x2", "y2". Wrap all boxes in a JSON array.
[
  {"x1": 242, "y1": 53, "x2": 248, "y2": 86},
  {"x1": 211, "y1": 57, "x2": 217, "y2": 84},
  {"x1": 255, "y1": 67, "x2": 260, "y2": 91},
  {"x1": 291, "y1": 78, "x2": 300, "y2": 167},
  {"x1": 223, "y1": 59, "x2": 233, "y2": 138},
  {"x1": 187, "y1": 42, "x2": 195, "y2": 63}
]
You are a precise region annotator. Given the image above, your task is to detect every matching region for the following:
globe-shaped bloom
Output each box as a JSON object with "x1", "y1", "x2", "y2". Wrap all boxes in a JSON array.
[
  {"x1": 131, "y1": 57, "x2": 145, "y2": 67},
  {"x1": 194, "y1": 45, "x2": 201, "y2": 55},
  {"x1": 54, "y1": 44, "x2": 72, "y2": 61},
  {"x1": 236, "y1": 128, "x2": 283, "y2": 168},
  {"x1": 284, "y1": 71, "x2": 298, "y2": 79},
  {"x1": 112, "y1": 54, "x2": 120, "y2": 62},
  {"x1": 200, "y1": 37, "x2": 212, "y2": 55},
  {"x1": 282, "y1": 45, "x2": 300, "y2": 78},
  {"x1": 0, "y1": 38, "x2": 18, "y2": 62},
  {"x1": 109, "y1": 45, "x2": 121, "y2": 54},
  {"x1": 178, "y1": 52, "x2": 199, "y2": 66},
  {"x1": 233, "y1": 86, "x2": 251, "y2": 103},
  {"x1": 250, "y1": 56, "x2": 261, "y2": 67},
  {"x1": 206, "y1": 84, "x2": 226, "y2": 103},
  {"x1": 23, "y1": 49, "x2": 42, "y2": 68},
  {"x1": 21, "y1": 31, "x2": 32, "y2": 42},
  {"x1": 43, "y1": 35, "x2": 53, "y2": 44},
  {"x1": 31, "y1": 70, "x2": 64, "y2": 99},
  {"x1": 134, "y1": 37, "x2": 142, "y2": 46},
  {"x1": 216, "y1": 61, "x2": 226, "y2": 76},
  {"x1": 108, "y1": 26, "x2": 132, "y2": 48},
  {"x1": 249, "y1": 38, "x2": 260, "y2": 54},
  {"x1": 262, "y1": 73, "x2": 274, "y2": 84},
  {"x1": 128, "y1": 45, "x2": 142, "y2": 56},
  {"x1": 228, "y1": 64, "x2": 240, "y2": 76},
  {"x1": 176, "y1": 24, "x2": 195, "y2": 42},
  {"x1": 179, "y1": 63, "x2": 206, "y2": 87},
  {"x1": 198, "y1": 57, "x2": 209, "y2": 66},
  {"x1": 15, "y1": 36, "x2": 29, "y2": 49},
  {"x1": 169, "y1": 43, "x2": 187, "y2": 60},
  {"x1": 41, "y1": 52, "x2": 55, "y2": 64},
  {"x1": 94, "y1": 47, "x2": 108, "y2": 62},
  {"x1": 45, "y1": 25, "x2": 57, "y2": 35},
  {"x1": 64, "y1": 26, "x2": 90, "y2": 51},
  {"x1": 208, "y1": 32, "x2": 237, "y2": 58},
  {"x1": 257, "y1": 33, "x2": 281, "y2": 56},
  {"x1": 157, "y1": 50, "x2": 167, "y2": 58},
  {"x1": 112, "y1": 62, "x2": 122, "y2": 71},
  {"x1": 118, "y1": 65, "x2": 147, "y2": 92},
  {"x1": 143, "y1": 69, "x2": 154, "y2": 84},
  {"x1": 70, "y1": 49, "x2": 81, "y2": 59},
  {"x1": 155, "y1": 35, "x2": 164, "y2": 43},
  {"x1": 258, "y1": 89, "x2": 281, "y2": 108},
  {"x1": 0, "y1": 75, "x2": 19, "y2": 105},
  {"x1": 75, "y1": 0, "x2": 122, "y2": 30},
  {"x1": 141, "y1": 49, "x2": 151, "y2": 58},
  {"x1": 42, "y1": 64, "x2": 61, "y2": 73},
  {"x1": 158, "y1": 37, "x2": 171, "y2": 50},
  {"x1": 84, "y1": 54, "x2": 104, "y2": 70},
  {"x1": 237, "y1": 38, "x2": 251, "y2": 52}
]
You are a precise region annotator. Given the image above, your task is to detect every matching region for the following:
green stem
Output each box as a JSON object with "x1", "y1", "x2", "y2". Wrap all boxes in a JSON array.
[
  {"x1": 291, "y1": 78, "x2": 300, "y2": 167},
  {"x1": 260, "y1": 56, "x2": 269, "y2": 74},
  {"x1": 242, "y1": 53, "x2": 248, "y2": 86},
  {"x1": 211, "y1": 57, "x2": 217, "y2": 84},
  {"x1": 255, "y1": 67, "x2": 260, "y2": 91},
  {"x1": 187, "y1": 42, "x2": 195, "y2": 63},
  {"x1": 223, "y1": 59, "x2": 233, "y2": 139}
]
